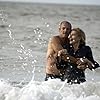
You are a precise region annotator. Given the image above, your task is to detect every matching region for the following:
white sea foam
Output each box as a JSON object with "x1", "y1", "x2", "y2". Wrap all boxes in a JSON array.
[{"x1": 0, "y1": 79, "x2": 100, "y2": 100}]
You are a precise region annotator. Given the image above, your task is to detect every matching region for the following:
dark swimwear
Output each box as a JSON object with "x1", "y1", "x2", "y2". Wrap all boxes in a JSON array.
[{"x1": 45, "y1": 73, "x2": 65, "y2": 81}]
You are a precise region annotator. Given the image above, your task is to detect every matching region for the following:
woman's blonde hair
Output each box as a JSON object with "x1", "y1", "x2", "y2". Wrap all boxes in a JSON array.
[{"x1": 72, "y1": 28, "x2": 86, "y2": 45}]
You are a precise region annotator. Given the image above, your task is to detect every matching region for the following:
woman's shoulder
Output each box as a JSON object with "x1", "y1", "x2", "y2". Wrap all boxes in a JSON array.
[
  {"x1": 82, "y1": 45, "x2": 91, "y2": 49},
  {"x1": 80, "y1": 45, "x2": 92, "y2": 52},
  {"x1": 70, "y1": 44, "x2": 92, "y2": 50}
]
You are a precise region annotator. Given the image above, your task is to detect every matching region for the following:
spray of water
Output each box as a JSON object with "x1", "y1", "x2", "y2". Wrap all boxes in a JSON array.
[{"x1": 0, "y1": 10, "x2": 37, "y2": 83}]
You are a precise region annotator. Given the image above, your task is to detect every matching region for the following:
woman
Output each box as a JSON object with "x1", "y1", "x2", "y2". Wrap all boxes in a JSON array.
[{"x1": 58, "y1": 28, "x2": 99, "y2": 84}]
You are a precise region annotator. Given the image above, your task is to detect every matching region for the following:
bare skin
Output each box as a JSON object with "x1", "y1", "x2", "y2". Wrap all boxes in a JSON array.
[{"x1": 45, "y1": 21, "x2": 72, "y2": 76}]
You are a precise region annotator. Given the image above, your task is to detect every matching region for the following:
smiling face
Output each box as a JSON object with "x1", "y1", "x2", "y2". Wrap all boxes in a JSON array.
[
  {"x1": 59, "y1": 21, "x2": 72, "y2": 37},
  {"x1": 68, "y1": 30, "x2": 81, "y2": 45}
]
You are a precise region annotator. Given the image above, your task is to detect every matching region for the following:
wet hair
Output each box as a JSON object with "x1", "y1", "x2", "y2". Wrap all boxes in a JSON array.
[
  {"x1": 72, "y1": 28, "x2": 86, "y2": 45},
  {"x1": 59, "y1": 21, "x2": 72, "y2": 30}
]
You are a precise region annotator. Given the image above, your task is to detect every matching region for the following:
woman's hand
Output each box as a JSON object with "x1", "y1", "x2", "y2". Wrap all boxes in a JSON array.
[
  {"x1": 76, "y1": 58, "x2": 87, "y2": 65},
  {"x1": 76, "y1": 58, "x2": 94, "y2": 70},
  {"x1": 76, "y1": 58, "x2": 88, "y2": 70}
]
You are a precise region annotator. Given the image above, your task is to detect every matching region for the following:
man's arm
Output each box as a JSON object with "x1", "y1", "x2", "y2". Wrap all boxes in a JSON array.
[
  {"x1": 51, "y1": 36, "x2": 64, "y2": 52},
  {"x1": 46, "y1": 37, "x2": 59, "y2": 60}
]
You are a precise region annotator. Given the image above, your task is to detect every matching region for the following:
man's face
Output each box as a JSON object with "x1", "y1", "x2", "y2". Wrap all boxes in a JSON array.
[{"x1": 59, "y1": 23, "x2": 71, "y2": 37}]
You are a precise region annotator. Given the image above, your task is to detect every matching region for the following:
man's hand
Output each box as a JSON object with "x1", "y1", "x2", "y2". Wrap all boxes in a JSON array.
[{"x1": 58, "y1": 49, "x2": 68, "y2": 56}]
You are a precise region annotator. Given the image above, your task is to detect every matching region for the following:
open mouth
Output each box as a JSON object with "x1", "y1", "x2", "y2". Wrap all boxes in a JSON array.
[{"x1": 69, "y1": 38, "x2": 75, "y2": 43}]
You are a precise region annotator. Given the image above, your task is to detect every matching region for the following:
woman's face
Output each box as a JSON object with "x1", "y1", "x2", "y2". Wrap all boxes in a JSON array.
[{"x1": 68, "y1": 30, "x2": 81, "y2": 45}]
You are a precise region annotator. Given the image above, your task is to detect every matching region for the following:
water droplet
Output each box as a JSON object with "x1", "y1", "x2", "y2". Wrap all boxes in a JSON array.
[
  {"x1": 46, "y1": 24, "x2": 49, "y2": 27},
  {"x1": 20, "y1": 44, "x2": 25, "y2": 49},
  {"x1": 92, "y1": 78, "x2": 94, "y2": 81},
  {"x1": 67, "y1": 57, "x2": 69, "y2": 59},
  {"x1": 73, "y1": 40, "x2": 75, "y2": 42},
  {"x1": 38, "y1": 70, "x2": 41, "y2": 72},
  {"x1": 23, "y1": 63, "x2": 27, "y2": 66},
  {"x1": 34, "y1": 41, "x2": 37, "y2": 43},
  {"x1": 19, "y1": 56, "x2": 23, "y2": 60},
  {"x1": 28, "y1": 70, "x2": 31, "y2": 73},
  {"x1": 34, "y1": 29, "x2": 37, "y2": 34},
  {"x1": 8, "y1": 24, "x2": 11, "y2": 27},
  {"x1": 38, "y1": 34, "x2": 41, "y2": 37},
  {"x1": 83, "y1": 56, "x2": 86, "y2": 58},
  {"x1": 70, "y1": 66, "x2": 73, "y2": 68},
  {"x1": 80, "y1": 58, "x2": 84, "y2": 62}
]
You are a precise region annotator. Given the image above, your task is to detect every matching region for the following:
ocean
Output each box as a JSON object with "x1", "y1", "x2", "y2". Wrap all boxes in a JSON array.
[{"x1": 0, "y1": 2, "x2": 100, "y2": 100}]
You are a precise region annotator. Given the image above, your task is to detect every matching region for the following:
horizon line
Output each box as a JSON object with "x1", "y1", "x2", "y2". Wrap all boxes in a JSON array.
[{"x1": 0, "y1": 0, "x2": 100, "y2": 6}]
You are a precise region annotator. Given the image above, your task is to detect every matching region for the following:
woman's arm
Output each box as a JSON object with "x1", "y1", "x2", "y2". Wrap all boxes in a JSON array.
[{"x1": 85, "y1": 46, "x2": 100, "y2": 69}]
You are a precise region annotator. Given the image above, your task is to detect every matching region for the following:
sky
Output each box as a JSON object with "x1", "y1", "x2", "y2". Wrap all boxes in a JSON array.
[{"x1": 0, "y1": 0, "x2": 100, "y2": 5}]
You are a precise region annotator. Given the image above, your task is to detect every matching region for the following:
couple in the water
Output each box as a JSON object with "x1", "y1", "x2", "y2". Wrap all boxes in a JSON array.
[{"x1": 45, "y1": 21, "x2": 100, "y2": 84}]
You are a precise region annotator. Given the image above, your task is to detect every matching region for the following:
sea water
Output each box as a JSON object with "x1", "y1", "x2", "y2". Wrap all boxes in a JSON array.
[{"x1": 0, "y1": 2, "x2": 100, "y2": 100}]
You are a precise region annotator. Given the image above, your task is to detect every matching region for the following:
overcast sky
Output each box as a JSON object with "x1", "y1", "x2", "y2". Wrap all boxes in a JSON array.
[{"x1": 0, "y1": 0, "x2": 100, "y2": 5}]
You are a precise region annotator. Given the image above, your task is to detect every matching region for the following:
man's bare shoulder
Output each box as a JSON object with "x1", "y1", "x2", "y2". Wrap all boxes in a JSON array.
[{"x1": 50, "y1": 35, "x2": 60, "y2": 43}]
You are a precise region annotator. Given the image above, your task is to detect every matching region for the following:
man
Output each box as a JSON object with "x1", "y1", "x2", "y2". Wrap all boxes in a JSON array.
[{"x1": 45, "y1": 21, "x2": 72, "y2": 81}]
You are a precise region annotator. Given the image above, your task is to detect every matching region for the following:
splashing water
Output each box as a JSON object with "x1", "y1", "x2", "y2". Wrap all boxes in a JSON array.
[
  {"x1": 0, "y1": 3, "x2": 100, "y2": 100},
  {"x1": 0, "y1": 10, "x2": 38, "y2": 83}
]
